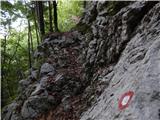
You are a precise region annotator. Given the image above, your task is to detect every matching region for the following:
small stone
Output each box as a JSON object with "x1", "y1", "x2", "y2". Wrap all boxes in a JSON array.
[
  {"x1": 31, "y1": 84, "x2": 44, "y2": 96},
  {"x1": 40, "y1": 63, "x2": 55, "y2": 77},
  {"x1": 21, "y1": 100, "x2": 37, "y2": 119},
  {"x1": 61, "y1": 95, "x2": 71, "y2": 112},
  {"x1": 89, "y1": 39, "x2": 97, "y2": 49},
  {"x1": 31, "y1": 70, "x2": 38, "y2": 80},
  {"x1": 47, "y1": 71, "x2": 56, "y2": 76},
  {"x1": 18, "y1": 79, "x2": 30, "y2": 92},
  {"x1": 55, "y1": 74, "x2": 66, "y2": 86},
  {"x1": 40, "y1": 76, "x2": 49, "y2": 87}
]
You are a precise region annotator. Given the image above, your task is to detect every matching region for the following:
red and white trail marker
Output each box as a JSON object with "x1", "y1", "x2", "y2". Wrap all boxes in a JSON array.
[{"x1": 118, "y1": 91, "x2": 134, "y2": 110}]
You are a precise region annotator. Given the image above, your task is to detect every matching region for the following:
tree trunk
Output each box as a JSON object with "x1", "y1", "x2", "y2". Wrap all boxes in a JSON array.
[
  {"x1": 28, "y1": 20, "x2": 32, "y2": 71},
  {"x1": 33, "y1": 2, "x2": 40, "y2": 45},
  {"x1": 2, "y1": 35, "x2": 7, "y2": 75},
  {"x1": 34, "y1": 15, "x2": 40, "y2": 45},
  {"x1": 53, "y1": 1, "x2": 59, "y2": 32},
  {"x1": 28, "y1": 20, "x2": 34, "y2": 55},
  {"x1": 48, "y1": 1, "x2": 53, "y2": 32},
  {"x1": 84, "y1": 1, "x2": 87, "y2": 8},
  {"x1": 36, "y1": 1, "x2": 45, "y2": 40}
]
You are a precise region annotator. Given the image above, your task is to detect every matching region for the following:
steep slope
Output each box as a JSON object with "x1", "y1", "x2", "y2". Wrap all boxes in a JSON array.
[
  {"x1": 80, "y1": 1, "x2": 160, "y2": 120},
  {"x1": 2, "y1": 31, "x2": 86, "y2": 120},
  {"x1": 2, "y1": 1, "x2": 160, "y2": 120}
]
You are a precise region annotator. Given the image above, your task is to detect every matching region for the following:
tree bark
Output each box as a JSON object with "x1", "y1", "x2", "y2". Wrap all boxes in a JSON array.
[
  {"x1": 34, "y1": 14, "x2": 40, "y2": 45},
  {"x1": 48, "y1": 1, "x2": 53, "y2": 32},
  {"x1": 28, "y1": 20, "x2": 32, "y2": 71},
  {"x1": 53, "y1": 1, "x2": 59, "y2": 32},
  {"x1": 36, "y1": 1, "x2": 45, "y2": 40},
  {"x1": 33, "y1": 2, "x2": 40, "y2": 45},
  {"x1": 84, "y1": 1, "x2": 87, "y2": 8},
  {"x1": 2, "y1": 35, "x2": 7, "y2": 76},
  {"x1": 28, "y1": 20, "x2": 34, "y2": 55}
]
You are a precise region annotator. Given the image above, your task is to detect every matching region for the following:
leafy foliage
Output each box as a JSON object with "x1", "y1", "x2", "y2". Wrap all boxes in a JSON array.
[
  {"x1": 1, "y1": 29, "x2": 29, "y2": 106},
  {"x1": 57, "y1": 0, "x2": 83, "y2": 31},
  {"x1": 1, "y1": 0, "x2": 84, "y2": 107}
]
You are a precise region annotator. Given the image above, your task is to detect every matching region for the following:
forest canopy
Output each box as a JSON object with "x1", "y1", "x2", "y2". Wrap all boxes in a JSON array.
[{"x1": 1, "y1": 0, "x2": 84, "y2": 107}]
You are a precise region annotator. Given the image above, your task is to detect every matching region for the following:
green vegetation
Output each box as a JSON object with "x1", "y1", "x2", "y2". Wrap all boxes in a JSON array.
[
  {"x1": 1, "y1": 0, "x2": 84, "y2": 107},
  {"x1": 58, "y1": 0, "x2": 83, "y2": 31}
]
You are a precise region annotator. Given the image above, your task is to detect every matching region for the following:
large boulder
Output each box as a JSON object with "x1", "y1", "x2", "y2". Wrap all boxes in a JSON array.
[{"x1": 21, "y1": 95, "x2": 57, "y2": 119}]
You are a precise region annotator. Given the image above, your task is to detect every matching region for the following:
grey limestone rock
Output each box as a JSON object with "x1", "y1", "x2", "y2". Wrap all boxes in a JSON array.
[
  {"x1": 40, "y1": 63, "x2": 56, "y2": 76},
  {"x1": 80, "y1": 2, "x2": 160, "y2": 120},
  {"x1": 21, "y1": 95, "x2": 56, "y2": 119}
]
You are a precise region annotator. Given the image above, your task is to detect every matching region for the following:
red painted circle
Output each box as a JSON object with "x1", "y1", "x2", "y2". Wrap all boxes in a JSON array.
[{"x1": 118, "y1": 91, "x2": 134, "y2": 110}]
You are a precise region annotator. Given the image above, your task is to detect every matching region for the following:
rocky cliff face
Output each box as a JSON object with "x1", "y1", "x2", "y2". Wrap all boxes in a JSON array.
[
  {"x1": 80, "y1": 1, "x2": 160, "y2": 120},
  {"x1": 2, "y1": 1, "x2": 160, "y2": 120}
]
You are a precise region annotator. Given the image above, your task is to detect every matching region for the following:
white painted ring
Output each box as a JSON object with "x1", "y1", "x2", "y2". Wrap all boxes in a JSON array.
[{"x1": 121, "y1": 95, "x2": 130, "y2": 106}]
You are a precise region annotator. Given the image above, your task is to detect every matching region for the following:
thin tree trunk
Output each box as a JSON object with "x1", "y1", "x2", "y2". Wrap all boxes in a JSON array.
[
  {"x1": 2, "y1": 35, "x2": 7, "y2": 74},
  {"x1": 84, "y1": 1, "x2": 87, "y2": 8},
  {"x1": 28, "y1": 20, "x2": 32, "y2": 71},
  {"x1": 28, "y1": 20, "x2": 34, "y2": 55},
  {"x1": 2, "y1": 36, "x2": 7, "y2": 95},
  {"x1": 48, "y1": 1, "x2": 53, "y2": 32},
  {"x1": 34, "y1": 15, "x2": 40, "y2": 45},
  {"x1": 53, "y1": 1, "x2": 59, "y2": 32},
  {"x1": 33, "y1": 2, "x2": 40, "y2": 45}
]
